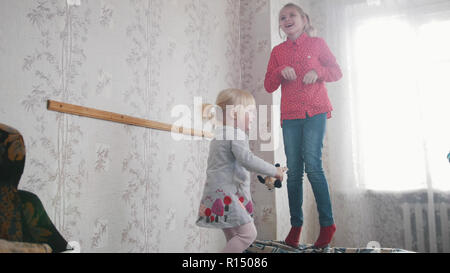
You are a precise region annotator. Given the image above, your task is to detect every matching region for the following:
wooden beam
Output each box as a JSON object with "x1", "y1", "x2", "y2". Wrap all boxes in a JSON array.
[{"x1": 47, "y1": 100, "x2": 214, "y2": 139}]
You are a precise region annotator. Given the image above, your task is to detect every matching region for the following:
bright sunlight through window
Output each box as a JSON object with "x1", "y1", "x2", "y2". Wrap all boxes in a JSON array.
[{"x1": 354, "y1": 18, "x2": 450, "y2": 192}]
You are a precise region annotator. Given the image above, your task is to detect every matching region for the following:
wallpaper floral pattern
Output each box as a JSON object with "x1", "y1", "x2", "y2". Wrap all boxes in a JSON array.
[
  {"x1": 0, "y1": 0, "x2": 245, "y2": 253},
  {"x1": 20, "y1": 0, "x2": 89, "y2": 244}
]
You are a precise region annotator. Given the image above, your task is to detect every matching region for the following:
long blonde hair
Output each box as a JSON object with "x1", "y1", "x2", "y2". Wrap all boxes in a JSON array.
[
  {"x1": 202, "y1": 88, "x2": 256, "y2": 125},
  {"x1": 279, "y1": 3, "x2": 316, "y2": 38}
]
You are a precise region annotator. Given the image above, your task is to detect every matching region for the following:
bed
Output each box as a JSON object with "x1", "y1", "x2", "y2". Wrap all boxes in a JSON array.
[{"x1": 245, "y1": 240, "x2": 414, "y2": 253}]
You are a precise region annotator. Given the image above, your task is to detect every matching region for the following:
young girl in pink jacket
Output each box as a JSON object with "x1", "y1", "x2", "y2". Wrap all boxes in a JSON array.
[{"x1": 265, "y1": 3, "x2": 343, "y2": 248}]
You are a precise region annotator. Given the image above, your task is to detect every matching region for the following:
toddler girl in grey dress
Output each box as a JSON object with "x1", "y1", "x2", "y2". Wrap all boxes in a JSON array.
[{"x1": 196, "y1": 89, "x2": 286, "y2": 253}]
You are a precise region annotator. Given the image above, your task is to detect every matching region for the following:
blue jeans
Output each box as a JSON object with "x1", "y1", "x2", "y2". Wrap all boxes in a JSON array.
[{"x1": 282, "y1": 113, "x2": 334, "y2": 227}]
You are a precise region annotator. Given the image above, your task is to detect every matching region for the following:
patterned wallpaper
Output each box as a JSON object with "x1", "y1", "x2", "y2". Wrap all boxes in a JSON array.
[{"x1": 0, "y1": 0, "x2": 241, "y2": 253}]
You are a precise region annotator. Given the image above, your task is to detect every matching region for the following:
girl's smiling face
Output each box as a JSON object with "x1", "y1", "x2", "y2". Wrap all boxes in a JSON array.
[{"x1": 279, "y1": 6, "x2": 306, "y2": 39}]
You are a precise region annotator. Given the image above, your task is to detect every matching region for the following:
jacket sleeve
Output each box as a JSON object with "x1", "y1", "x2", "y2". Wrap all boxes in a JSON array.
[
  {"x1": 315, "y1": 38, "x2": 343, "y2": 83},
  {"x1": 231, "y1": 139, "x2": 278, "y2": 177},
  {"x1": 264, "y1": 47, "x2": 287, "y2": 93}
]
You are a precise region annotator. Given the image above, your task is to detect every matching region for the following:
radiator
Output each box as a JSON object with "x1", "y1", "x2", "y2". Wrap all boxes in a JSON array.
[{"x1": 402, "y1": 202, "x2": 450, "y2": 253}]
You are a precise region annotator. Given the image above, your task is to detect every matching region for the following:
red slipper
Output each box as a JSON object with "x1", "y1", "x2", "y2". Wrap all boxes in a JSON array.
[
  {"x1": 284, "y1": 226, "x2": 302, "y2": 248},
  {"x1": 314, "y1": 224, "x2": 336, "y2": 248}
]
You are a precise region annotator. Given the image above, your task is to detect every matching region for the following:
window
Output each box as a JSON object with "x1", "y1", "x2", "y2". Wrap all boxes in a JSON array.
[{"x1": 353, "y1": 17, "x2": 450, "y2": 192}]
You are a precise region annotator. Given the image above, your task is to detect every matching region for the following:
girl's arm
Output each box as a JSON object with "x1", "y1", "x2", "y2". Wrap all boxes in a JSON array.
[
  {"x1": 264, "y1": 48, "x2": 287, "y2": 93},
  {"x1": 315, "y1": 38, "x2": 343, "y2": 83},
  {"x1": 231, "y1": 139, "x2": 278, "y2": 177}
]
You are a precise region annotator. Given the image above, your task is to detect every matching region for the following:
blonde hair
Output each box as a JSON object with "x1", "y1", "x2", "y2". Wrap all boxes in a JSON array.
[
  {"x1": 279, "y1": 3, "x2": 316, "y2": 38},
  {"x1": 202, "y1": 88, "x2": 256, "y2": 124}
]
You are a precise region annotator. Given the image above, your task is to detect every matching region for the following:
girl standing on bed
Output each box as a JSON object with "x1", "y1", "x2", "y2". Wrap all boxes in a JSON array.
[
  {"x1": 264, "y1": 3, "x2": 343, "y2": 248},
  {"x1": 196, "y1": 88, "x2": 287, "y2": 253}
]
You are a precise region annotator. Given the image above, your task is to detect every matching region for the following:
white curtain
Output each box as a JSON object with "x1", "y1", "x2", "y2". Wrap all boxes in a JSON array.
[{"x1": 313, "y1": 0, "x2": 450, "y2": 252}]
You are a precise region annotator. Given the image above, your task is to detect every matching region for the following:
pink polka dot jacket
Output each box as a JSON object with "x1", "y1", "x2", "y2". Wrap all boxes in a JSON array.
[{"x1": 264, "y1": 32, "x2": 343, "y2": 126}]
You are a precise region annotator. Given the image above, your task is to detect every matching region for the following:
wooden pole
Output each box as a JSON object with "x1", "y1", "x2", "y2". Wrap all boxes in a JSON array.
[{"x1": 47, "y1": 100, "x2": 214, "y2": 139}]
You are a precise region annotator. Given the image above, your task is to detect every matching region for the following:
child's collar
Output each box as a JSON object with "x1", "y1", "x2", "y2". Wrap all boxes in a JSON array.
[{"x1": 286, "y1": 31, "x2": 308, "y2": 47}]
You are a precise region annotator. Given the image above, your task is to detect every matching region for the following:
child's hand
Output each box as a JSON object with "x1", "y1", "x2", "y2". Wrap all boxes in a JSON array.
[
  {"x1": 275, "y1": 166, "x2": 288, "y2": 182},
  {"x1": 281, "y1": 67, "x2": 297, "y2": 81},
  {"x1": 303, "y1": 70, "x2": 319, "y2": 84}
]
